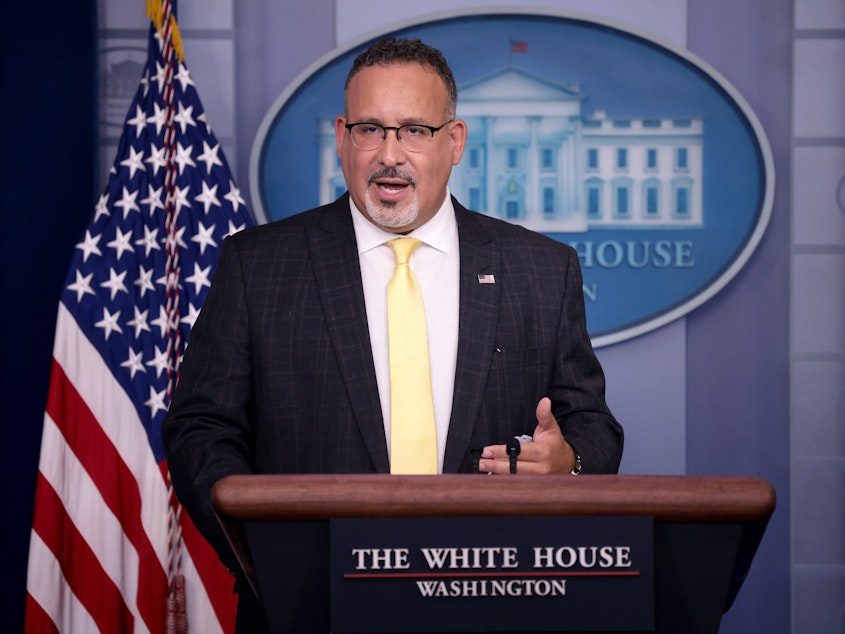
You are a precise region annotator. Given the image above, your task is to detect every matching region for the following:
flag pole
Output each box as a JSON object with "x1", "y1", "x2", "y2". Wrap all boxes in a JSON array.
[{"x1": 148, "y1": 1, "x2": 187, "y2": 631}]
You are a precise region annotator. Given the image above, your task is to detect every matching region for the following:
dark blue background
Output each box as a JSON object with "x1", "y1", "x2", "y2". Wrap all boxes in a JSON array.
[{"x1": 1, "y1": 2, "x2": 97, "y2": 631}]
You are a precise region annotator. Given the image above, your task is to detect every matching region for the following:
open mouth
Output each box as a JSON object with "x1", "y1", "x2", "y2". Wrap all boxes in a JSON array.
[
  {"x1": 369, "y1": 169, "x2": 416, "y2": 202},
  {"x1": 376, "y1": 180, "x2": 410, "y2": 196}
]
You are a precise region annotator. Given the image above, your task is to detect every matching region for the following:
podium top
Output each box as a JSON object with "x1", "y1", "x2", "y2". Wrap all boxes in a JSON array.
[{"x1": 212, "y1": 474, "x2": 775, "y2": 523}]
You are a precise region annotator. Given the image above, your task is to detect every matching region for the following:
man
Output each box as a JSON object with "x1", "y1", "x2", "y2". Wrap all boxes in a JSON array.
[{"x1": 162, "y1": 37, "x2": 622, "y2": 628}]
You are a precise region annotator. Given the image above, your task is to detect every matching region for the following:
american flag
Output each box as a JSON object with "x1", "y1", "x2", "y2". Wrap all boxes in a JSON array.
[
  {"x1": 25, "y1": 3, "x2": 248, "y2": 632},
  {"x1": 509, "y1": 38, "x2": 528, "y2": 54}
]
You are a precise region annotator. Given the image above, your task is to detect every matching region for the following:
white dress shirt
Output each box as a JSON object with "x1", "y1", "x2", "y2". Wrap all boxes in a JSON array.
[{"x1": 349, "y1": 193, "x2": 460, "y2": 473}]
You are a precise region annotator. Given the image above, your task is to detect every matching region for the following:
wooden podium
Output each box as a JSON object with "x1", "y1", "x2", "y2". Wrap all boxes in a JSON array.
[{"x1": 212, "y1": 474, "x2": 775, "y2": 633}]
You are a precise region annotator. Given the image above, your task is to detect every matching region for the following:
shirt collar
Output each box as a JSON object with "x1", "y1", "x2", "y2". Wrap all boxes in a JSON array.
[{"x1": 350, "y1": 190, "x2": 457, "y2": 255}]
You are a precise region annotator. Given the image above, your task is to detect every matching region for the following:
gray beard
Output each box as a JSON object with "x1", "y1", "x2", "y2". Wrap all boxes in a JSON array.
[{"x1": 364, "y1": 170, "x2": 419, "y2": 229}]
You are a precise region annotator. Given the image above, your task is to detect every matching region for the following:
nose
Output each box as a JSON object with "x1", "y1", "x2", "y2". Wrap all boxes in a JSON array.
[{"x1": 377, "y1": 128, "x2": 407, "y2": 166}]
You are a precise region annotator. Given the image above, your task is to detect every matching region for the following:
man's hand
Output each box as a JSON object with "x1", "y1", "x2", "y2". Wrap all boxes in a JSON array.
[{"x1": 477, "y1": 397, "x2": 576, "y2": 475}]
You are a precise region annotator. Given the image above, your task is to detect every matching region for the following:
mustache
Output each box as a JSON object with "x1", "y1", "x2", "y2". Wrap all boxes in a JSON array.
[{"x1": 367, "y1": 167, "x2": 416, "y2": 186}]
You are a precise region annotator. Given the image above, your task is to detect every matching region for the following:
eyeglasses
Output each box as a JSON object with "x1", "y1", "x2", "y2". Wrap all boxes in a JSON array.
[{"x1": 344, "y1": 121, "x2": 454, "y2": 152}]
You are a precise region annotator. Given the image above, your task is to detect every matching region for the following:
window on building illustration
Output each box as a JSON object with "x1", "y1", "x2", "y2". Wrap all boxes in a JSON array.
[
  {"x1": 507, "y1": 148, "x2": 518, "y2": 170},
  {"x1": 541, "y1": 148, "x2": 554, "y2": 170},
  {"x1": 647, "y1": 148, "x2": 658, "y2": 169},
  {"x1": 646, "y1": 186, "x2": 659, "y2": 215},
  {"x1": 616, "y1": 186, "x2": 630, "y2": 217},
  {"x1": 543, "y1": 187, "x2": 555, "y2": 214},
  {"x1": 506, "y1": 200, "x2": 519, "y2": 219},
  {"x1": 587, "y1": 148, "x2": 599, "y2": 170},
  {"x1": 676, "y1": 147, "x2": 688, "y2": 170},
  {"x1": 617, "y1": 148, "x2": 628, "y2": 169},
  {"x1": 675, "y1": 187, "x2": 690, "y2": 216},
  {"x1": 469, "y1": 148, "x2": 480, "y2": 170},
  {"x1": 469, "y1": 187, "x2": 481, "y2": 211},
  {"x1": 587, "y1": 186, "x2": 601, "y2": 218}
]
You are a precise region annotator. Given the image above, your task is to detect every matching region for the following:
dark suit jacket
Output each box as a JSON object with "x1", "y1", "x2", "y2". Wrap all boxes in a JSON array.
[{"x1": 162, "y1": 194, "x2": 622, "y2": 575}]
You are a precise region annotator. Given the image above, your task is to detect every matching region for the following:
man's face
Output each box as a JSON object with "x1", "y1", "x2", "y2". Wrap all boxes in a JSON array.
[{"x1": 335, "y1": 62, "x2": 467, "y2": 234}]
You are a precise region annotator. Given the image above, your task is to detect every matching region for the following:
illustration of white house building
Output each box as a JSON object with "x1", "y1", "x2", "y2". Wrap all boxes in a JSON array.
[{"x1": 318, "y1": 66, "x2": 703, "y2": 232}]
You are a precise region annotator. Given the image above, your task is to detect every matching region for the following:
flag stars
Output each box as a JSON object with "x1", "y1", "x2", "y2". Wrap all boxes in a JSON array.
[
  {"x1": 173, "y1": 184, "x2": 192, "y2": 214},
  {"x1": 141, "y1": 184, "x2": 165, "y2": 216},
  {"x1": 135, "y1": 225, "x2": 162, "y2": 257},
  {"x1": 127, "y1": 305, "x2": 152, "y2": 338},
  {"x1": 145, "y1": 144, "x2": 167, "y2": 176},
  {"x1": 184, "y1": 262, "x2": 212, "y2": 295},
  {"x1": 94, "y1": 307, "x2": 123, "y2": 341},
  {"x1": 174, "y1": 143, "x2": 196, "y2": 175},
  {"x1": 147, "y1": 103, "x2": 167, "y2": 137},
  {"x1": 135, "y1": 265, "x2": 156, "y2": 297},
  {"x1": 152, "y1": 60, "x2": 166, "y2": 93},
  {"x1": 156, "y1": 270, "x2": 180, "y2": 294},
  {"x1": 191, "y1": 221, "x2": 218, "y2": 255},
  {"x1": 145, "y1": 385, "x2": 168, "y2": 418},
  {"x1": 173, "y1": 225, "x2": 188, "y2": 249},
  {"x1": 173, "y1": 102, "x2": 196, "y2": 135},
  {"x1": 75, "y1": 230, "x2": 102, "y2": 262},
  {"x1": 195, "y1": 181, "x2": 221, "y2": 214},
  {"x1": 150, "y1": 305, "x2": 174, "y2": 337},
  {"x1": 54, "y1": 33, "x2": 253, "y2": 437},
  {"x1": 120, "y1": 146, "x2": 146, "y2": 180},
  {"x1": 180, "y1": 303, "x2": 201, "y2": 329},
  {"x1": 94, "y1": 193, "x2": 111, "y2": 223},
  {"x1": 100, "y1": 267, "x2": 129, "y2": 300},
  {"x1": 120, "y1": 348, "x2": 146, "y2": 379},
  {"x1": 175, "y1": 64, "x2": 195, "y2": 91},
  {"x1": 198, "y1": 112, "x2": 211, "y2": 134},
  {"x1": 224, "y1": 180, "x2": 246, "y2": 213},
  {"x1": 146, "y1": 345, "x2": 170, "y2": 378},
  {"x1": 139, "y1": 69, "x2": 150, "y2": 98},
  {"x1": 223, "y1": 219, "x2": 247, "y2": 240},
  {"x1": 67, "y1": 270, "x2": 96, "y2": 302},
  {"x1": 107, "y1": 226, "x2": 135, "y2": 260},
  {"x1": 114, "y1": 186, "x2": 141, "y2": 219},
  {"x1": 161, "y1": 225, "x2": 188, "y2": 252},
  {"x1": 196, "y1": 141, "x2": 223, "y2": 173},
  {"x1": 126, "y1": 105, "x2": 148, "y2": 138}
]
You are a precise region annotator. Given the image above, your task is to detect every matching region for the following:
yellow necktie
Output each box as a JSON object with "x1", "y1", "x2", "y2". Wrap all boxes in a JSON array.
[{"x1": 387, "y1": 238, "x2": 438, "y2": 474}]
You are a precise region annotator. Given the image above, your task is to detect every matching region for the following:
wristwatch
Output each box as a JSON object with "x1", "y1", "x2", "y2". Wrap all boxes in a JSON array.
[{"x1": 570, "y1": 453, "x2": 582, "y2": 475}]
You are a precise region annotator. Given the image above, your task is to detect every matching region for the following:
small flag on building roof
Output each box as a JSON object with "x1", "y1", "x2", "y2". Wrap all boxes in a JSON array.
[{"x1": 510, "y1": 38, "x2": 528, "y2": 53}]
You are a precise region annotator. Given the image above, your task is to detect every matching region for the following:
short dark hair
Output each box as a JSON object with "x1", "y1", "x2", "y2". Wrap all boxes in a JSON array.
[{"x1": 344, "y1": 38, "x2": 458, "y2": 118}]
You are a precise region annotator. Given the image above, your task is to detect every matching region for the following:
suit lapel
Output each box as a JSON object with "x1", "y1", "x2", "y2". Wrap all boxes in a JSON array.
[
  {"x1": 307, "y1": 197, "x2": 390, "y2": 472},
  {"x1": 443, "y1": 203, "x2": 500, "y2": 472}
]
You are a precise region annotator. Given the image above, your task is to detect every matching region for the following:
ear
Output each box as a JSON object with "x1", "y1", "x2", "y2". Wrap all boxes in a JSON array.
[
  {"x1": 449, "y1": 119, "x2": 468, "y2": 166},
  {"x1": 335, "y1": 115, "x2": 347, "y2": 156}
]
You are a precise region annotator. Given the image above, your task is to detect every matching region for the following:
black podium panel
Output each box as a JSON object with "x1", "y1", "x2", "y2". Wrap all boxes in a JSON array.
[{"x1": 246, "y1": 520, "x2": 749, "y2": 634}]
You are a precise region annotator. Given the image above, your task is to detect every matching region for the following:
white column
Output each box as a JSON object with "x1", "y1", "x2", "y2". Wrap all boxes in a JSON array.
[
  {"x1": 526, "y1": 116, "x2": 540, "y2": 221},
  {"x1": 485, "y1": 116, "x2": 497, "y2": 217}
]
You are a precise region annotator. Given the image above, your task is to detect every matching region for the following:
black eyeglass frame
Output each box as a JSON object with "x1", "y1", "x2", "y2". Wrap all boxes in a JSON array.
[{"x1": 344, "y1": 120, "x2": 454, "y2": 149}]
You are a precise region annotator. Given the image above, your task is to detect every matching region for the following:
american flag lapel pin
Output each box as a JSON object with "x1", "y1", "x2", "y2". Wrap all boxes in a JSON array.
[{"x1": 477, "y1": 273, "x2": 496, "y2": 284}]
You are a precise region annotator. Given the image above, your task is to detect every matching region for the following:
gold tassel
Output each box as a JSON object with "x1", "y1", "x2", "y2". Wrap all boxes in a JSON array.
[
  {"x1": 170, "y1": 18, "x2": 184, "y2": 63},
  {"x1": 145, "y1": 0, "x2": 185, "y2": 63}
]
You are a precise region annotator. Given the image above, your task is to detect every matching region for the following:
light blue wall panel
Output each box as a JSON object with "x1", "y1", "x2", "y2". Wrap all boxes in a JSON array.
[
  {"x1": 791, "y1": 0, "x2": 845, "y2": 630},
  {"x1": 793, "y1": 147, "x2": 845, "y2": 247},
  {"x1": 792, "y1": 254, "x2": 845, "y2": 354}
]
